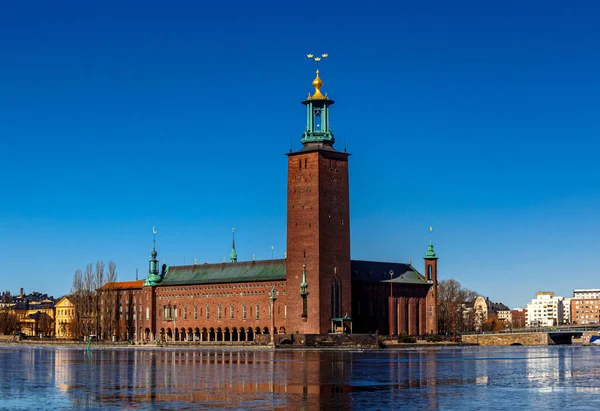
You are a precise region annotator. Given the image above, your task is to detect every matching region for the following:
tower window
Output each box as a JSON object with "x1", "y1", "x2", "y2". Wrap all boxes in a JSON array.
[
  {"x1": 299, "y1": 159, "x2": 301, "y2": 170},
  {"x1": 428, "y1": 265, "x2": 432, "y2": 281},
  {"x1": 304, "y1": 158, "x2": 307, "y2": 169}
]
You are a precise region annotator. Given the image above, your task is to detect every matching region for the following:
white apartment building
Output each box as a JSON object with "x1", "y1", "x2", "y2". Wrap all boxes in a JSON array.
[
  {"x1": 563, "y1": 297, "x2": 572, "y2": 324},
  {"x1": 526, "y1": 292, "x2": 564, "y2": 327},
  {"x1": 573, "y1": 289, "x2": 600, "y2": 299}
]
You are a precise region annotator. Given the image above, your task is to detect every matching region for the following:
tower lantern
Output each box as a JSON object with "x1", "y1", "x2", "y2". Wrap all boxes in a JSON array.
[{"x1": 301, "y1": 53, "x2": 335, "y2": 147}]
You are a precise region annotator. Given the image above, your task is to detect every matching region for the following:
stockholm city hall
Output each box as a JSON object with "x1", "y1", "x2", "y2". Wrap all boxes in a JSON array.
[{"x1": 101, "y1": 58, "x2": 439, "y2": 343}]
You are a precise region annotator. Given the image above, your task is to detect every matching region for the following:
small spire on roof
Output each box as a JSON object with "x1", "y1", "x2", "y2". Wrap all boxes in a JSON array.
[{"x1": 229, "y1": 228, "x2": 238, "y2": 262}]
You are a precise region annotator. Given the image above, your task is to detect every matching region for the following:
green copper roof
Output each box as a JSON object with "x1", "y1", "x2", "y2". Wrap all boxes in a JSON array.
[
  {"x1": 160, "y1": 259, "x2": 286, "y2": 286},
  {"x1": 424, "y1": 239, "x2": 438, "y2": 260}
]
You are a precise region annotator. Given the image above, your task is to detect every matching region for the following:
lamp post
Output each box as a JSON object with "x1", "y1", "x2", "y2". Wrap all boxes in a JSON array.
[
  {"x1": 269, "y1": 287, "x2": 277, "y2": 345},
  {"x1": 389, "y1": 270, "x2": 394, "y2": 343}
]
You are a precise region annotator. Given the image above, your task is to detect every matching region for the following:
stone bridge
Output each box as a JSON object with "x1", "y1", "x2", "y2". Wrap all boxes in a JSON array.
[{"x1": 462, "y1": 331, "x2": 585, "y2": 346}]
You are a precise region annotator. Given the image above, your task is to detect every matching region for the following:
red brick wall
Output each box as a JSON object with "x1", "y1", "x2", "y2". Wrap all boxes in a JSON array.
[
  {"x1": 152, "y1": 280, "x2": 287, "y2": 338},
  {"x1": 286, "y1": 149, "x2": 351, "y2": 334},
  {"x1": 351, "y1": 282, "x2": 429, "y2": 335}
]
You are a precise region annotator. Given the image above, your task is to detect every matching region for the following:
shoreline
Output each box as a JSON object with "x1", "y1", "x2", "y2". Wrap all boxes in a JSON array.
[{"x1": 0, "y1": 340, "x2": 472, "y2": 351}]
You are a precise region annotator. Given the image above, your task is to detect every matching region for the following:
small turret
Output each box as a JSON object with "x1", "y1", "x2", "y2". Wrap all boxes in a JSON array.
[
  {"x1": 145, "y1": 226, "x2": 165, "y2": 286},
  {"x1": 425, "y1": 239, "x2": 438, "y2": 260},
  {"x1": 229, "y1": 228, "x2": 238, "y2": 262},
  {"x1": 299, "y1": 263, "x2": 309, "y2": 319}
]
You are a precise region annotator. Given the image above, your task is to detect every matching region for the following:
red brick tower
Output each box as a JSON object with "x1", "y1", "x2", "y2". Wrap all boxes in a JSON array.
[
  {"x1": 286, "y1": 62, "x2": 351, "y2": 334},
  {"x1": 424, "y1": 230, "x2": 439, "y2": 335}
]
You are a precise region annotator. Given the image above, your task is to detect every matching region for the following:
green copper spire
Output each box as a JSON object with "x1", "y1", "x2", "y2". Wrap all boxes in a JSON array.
[
  {"x1": 145, "y1": 226, "x2": 164, "y2": 286},
  {"x1": 424, "y1": 227, "x2": 438, "y2": 260},
  {"x1": 300, "y1": 264, "x2": 308, "y2": 290},
  {"x1": 229, "y1": 228, "x2": 238, "y2": 263},
  {"x1": 299, "y1": 263, "x2": 309, "y2": 319},
  {"x1": 301, "y1": 54, "x2": 335, "y2": 147}
]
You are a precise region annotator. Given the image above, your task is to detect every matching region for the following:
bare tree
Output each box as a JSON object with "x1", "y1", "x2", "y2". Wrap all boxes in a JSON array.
[
  {"x1": 103, "y1": 261, "x2": 118, "y2": 340},
  {"x1": 71, "y1": 269, "x2": 84, "y2": 339},
  {"x1": 37, "y1": 313, "x2": 54, "y2": 337},
  {"x1": 437, "y1": 279, "x2": 477, "y2": 335},
  {"x1": 0, "y1": 308, "x2": 18, "y2": 335},
  {"x1": 93, "y1": 261, "x2": 105, "y2": 336}
]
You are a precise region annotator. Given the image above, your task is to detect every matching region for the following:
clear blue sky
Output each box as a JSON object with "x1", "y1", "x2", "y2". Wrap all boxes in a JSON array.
[{"x1": 1, "y1": 1, "x2": 599, "y2": 308}]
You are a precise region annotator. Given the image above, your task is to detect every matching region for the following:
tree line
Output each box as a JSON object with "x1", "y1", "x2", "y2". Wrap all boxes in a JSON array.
[
  {"x1": 70, "y1": 260, "x2": 117, "y2": 339},
  {"x1": 437, "y1": 278, "x2": 507, "y2": 335}
]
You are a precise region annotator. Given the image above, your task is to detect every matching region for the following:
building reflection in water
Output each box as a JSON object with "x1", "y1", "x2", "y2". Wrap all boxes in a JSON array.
[
  {"x1": 45, "y1": 346, "x2": 600, "y2": 409},
  {"x1": 48, "y1": 348, "x2": 453, "y2": 409}
]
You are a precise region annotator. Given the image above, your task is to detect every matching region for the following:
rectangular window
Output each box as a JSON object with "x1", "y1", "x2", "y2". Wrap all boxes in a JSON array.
[
  {"x1": 194, "y1": 306, "x2": 198, "y2": 320},
  {"x1": 174, "y1": 308, "x2": 178, "y2": 318},
  {"x1": 146, "y1": 307, "x2": 150, "y2": 320},
  {"x1": 243, "y1": 304, "x2": 247, "y2": 320},
  {"x1": 256, "y1": 304, "x2": 260, "y2": 320},
  {"x1": 184, "y1": 306, "x2": 187, "y2": 320},
  {"x1": 218, "y1": 304, "x2": 222, "y2": 320},
  {"x1": 429, "y1": 305, "x2": 433, "y2": 318},
  {"x1": 230, "y1": 304, "x2": 234, "y2": 319},
  {"x1": 284, "y1": 305, "x2": 287, "y2": 319},
  {"x1": 206, "y1": 305, "x2": 210, "y2": 320}
]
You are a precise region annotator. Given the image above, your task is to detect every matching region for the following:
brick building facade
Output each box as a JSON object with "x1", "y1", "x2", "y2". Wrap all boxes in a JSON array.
[{"x1": 100, "y1": 67, "x2": 439, "y2": 342}]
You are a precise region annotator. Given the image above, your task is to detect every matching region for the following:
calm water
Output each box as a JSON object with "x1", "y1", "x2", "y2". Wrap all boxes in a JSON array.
[{"x1": 0, "y1": 345, "x2": 599, "y2": 410}]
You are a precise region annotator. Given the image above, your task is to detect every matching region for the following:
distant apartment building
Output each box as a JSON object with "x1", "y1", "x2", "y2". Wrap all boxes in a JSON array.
[
  {"x1": 511, "y1": 308, "x2": 526, "y2": 328},
  {"x1": 526, "y1": 292, "x2": 564, "y2": 327},
  {"x1": 497, "y1": 309, "x2": 512, "y2": 324},
  {"x1": 573, "y1": 289, "x2": 600, "y2": 299},
  {"x1": 472, "y1": 296, "x2": 510, "y2": 330},
  {"x1": 571, "y1": 298, "x2": 600, "y2": 325},
  {"x1": 563, "y1": 297, "x2": 572, "y2": 324}
]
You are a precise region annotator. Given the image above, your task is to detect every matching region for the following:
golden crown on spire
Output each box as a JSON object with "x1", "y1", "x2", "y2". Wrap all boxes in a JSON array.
[{"x1": 306, "y1": 53, "x2": 329, "y2": 100}]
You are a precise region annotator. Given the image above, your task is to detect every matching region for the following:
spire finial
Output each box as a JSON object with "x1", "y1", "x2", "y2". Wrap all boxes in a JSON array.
[
  {"x1": 229, "y1": 228, "x2": 237, "y2": 262},
  {"x1": 306, "y1": 53, "x2": 328, "y2": 99}
]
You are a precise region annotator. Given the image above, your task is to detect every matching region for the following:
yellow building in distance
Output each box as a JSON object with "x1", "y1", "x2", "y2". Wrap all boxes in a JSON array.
[{"x1": 55, "y1": 296, "x2": 75, "y2": 339}]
